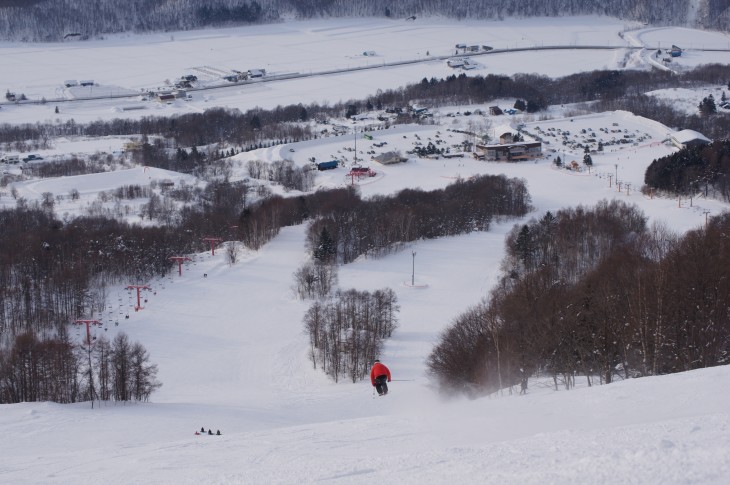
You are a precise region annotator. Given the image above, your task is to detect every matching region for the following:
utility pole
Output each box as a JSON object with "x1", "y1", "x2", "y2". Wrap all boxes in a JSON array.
[
  {"x1": 73, "y1": 319, "x2": 101, "y2": 408},
  {"x1": 703, "y1": 210, "x2": 711, "y2": 229},
  {"x1": 411, "y1": 251, "x2": 417, "y2": 286},
  {"x1": 353, "y1": 126, "x2": 358, "y2": 165}
]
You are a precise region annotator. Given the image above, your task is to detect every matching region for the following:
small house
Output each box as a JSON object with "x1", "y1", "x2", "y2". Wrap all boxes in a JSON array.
[
  {"x1": 447, "y1": 57, "x2": 465, "y2": 68},
  {"x1": 489, "y1": 106, "x2": 503, "y2": 116},
  {"x1": 671, "y1": 45, "x2": 682, "y2": 57},
  {"x1": 123, "y1": 141, "x2": 144, "y2": 152},
  {"x1": 373, "y1": 152, "x2": 407, "y2": 165},
  {"x1": 248, "y1": 69, "x2": 266, "y2": 78},
  {"x1": 64, "y1": 80, "x2": 78, "y2": 87},
  {"x1": 156, "y1": 93, "x2": 176, "y2": 103},
  {"x1": 455, "y1": 43, "x2": 467, "y2": 50},
  {"x1": 79, "y1": 80, "x2": 94, "y2": 86}
]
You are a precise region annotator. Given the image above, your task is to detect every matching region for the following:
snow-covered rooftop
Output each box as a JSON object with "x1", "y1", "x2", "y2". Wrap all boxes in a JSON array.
[{"x1": 671, "y1": 128, "x2": 711, "y2": 144}]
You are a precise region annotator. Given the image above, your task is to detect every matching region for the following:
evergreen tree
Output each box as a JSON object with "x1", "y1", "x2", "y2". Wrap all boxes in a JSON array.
[
  {"x1": 698, "y1": 95, "x2": 717, "y2": 116},
  {"x1": 313, "y1": 227, "x2": 336, "y2": 262}
]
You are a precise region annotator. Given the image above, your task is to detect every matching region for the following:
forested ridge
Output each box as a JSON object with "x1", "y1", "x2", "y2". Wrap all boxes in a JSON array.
[
  {"x1": 0, "y1": 0, "x2": 727, "y2": 42},
  {"x1": 645, "y1": 140, "x2": 730, "y2": 201}
]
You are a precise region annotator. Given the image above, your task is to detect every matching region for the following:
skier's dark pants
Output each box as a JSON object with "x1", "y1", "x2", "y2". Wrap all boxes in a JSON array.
[{"x1": 374, "y1": 375, "x2": 388, "y2": 395}]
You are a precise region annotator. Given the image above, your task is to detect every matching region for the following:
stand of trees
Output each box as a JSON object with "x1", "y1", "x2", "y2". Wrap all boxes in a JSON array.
[
  {"x1": 305, "y1": 175, "x2": 531, "y2": 264},
  {"x1": 0, "y1": 330, "x2": 160, "y2": 404},
  {"x1": 644, "y1": 140, "x2": 730, "y2": 201},
  {"x1": 304, "y1": 288, "x2": 399, "y2": 383},
  {"x1": 247, "y1": 159, "x2": 316, "y2": 192},
  {"x1": 428, "y1": 200, "x2": 730, "y2": 397}
]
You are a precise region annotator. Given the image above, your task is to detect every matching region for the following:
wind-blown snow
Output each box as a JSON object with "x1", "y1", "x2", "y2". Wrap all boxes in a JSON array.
[{"x1": 1, "y1": 17, "x2": 729, "y2": 485}]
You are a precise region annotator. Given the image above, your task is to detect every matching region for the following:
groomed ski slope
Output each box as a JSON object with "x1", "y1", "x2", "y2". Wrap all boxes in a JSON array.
[
  {"x1": 1, "y1": 17, "x2": 730, "y2": 484},
  {"x1": 0, "y1": 224, "x2": 728, "y2": 483}
]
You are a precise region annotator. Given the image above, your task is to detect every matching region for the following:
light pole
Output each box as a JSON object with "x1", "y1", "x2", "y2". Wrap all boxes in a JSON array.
[
  {"x1": 614, "y1": 163, "x2": 618, "y2": 183},
  {"x1": 353, "y1": 126, "x2": 358, "y2": 165},
  {"x1": 411, "y1": 251, "x2": 416, "y2": 286}
]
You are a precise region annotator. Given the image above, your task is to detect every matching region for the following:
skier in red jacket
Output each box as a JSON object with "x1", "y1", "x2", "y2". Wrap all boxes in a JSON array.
[{"x1": 370, "y1": 359, "x2": 391, "y2": 396}]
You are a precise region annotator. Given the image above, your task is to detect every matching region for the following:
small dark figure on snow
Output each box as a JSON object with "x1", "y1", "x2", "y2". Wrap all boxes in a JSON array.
[
  {"x1": 208, "y1": 429, "x2": 213, "y2": 435},
  {"x1": 370, "y1": 359, "x2": 391, "y2": 396},
  {"x1": 201, "y1": 427, "x2": 205, "y2": 433},
  {"x1": 216, "y1": 430, "x2": 221, "y2": 436}
]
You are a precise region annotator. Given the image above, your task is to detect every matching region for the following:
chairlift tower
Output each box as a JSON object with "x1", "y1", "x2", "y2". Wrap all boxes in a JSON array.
[
  {"x1": 203, "y1": 237, "x2": 223, "y2": 256},
  {"x1": 126, "y1": 285, "x2": 151, "y2": 311},
  {"x1": 169, "y1": 256, "x2": 192, "y2": 276},
  {"x1": 74, "y1": 319, "x2": 102, "y2": 346}
]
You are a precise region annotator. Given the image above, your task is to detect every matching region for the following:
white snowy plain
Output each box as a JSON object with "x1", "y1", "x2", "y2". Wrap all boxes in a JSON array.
[{"x1": 1, "y1": 16, "x2": 729, "y2": 485}]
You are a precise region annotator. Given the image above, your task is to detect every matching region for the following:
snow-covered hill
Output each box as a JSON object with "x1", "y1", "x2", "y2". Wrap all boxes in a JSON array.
[{"x1": 1, "y1": 18, "x2": 729, "y2": 484}]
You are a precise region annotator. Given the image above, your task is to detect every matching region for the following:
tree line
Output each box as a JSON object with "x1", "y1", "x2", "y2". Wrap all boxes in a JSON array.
[
  {"x1": 304, "y1": 175, "x2": 531, "y2": 264},
  {"x1": 0, "y1": 330, "x2": 160, "y2": 404},
  {"x1": 428, "y1": 200, "x2": 730, "y2": 397},
  {"x1": 0, "y1": 0, "x2": 724, "y2": 42}
]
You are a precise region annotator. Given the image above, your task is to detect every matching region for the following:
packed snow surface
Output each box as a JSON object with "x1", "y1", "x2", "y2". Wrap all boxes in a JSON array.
[{"x1": 1, "y1": 16, "x2": 729, "y2": 485}]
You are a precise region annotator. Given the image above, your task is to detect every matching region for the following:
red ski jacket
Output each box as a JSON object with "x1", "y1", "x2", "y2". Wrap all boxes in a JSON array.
[{"x1": 370, "y1": 362, "x2": 391, "y2": 386}]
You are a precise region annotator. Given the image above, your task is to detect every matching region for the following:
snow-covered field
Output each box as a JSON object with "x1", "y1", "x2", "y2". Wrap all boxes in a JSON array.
[
  {"x1": 1, "y1": 16, "x2": 729, "y2": 125},
  {"x1": 1, "y1": 17, "x2": 729, "y2": 485}
]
